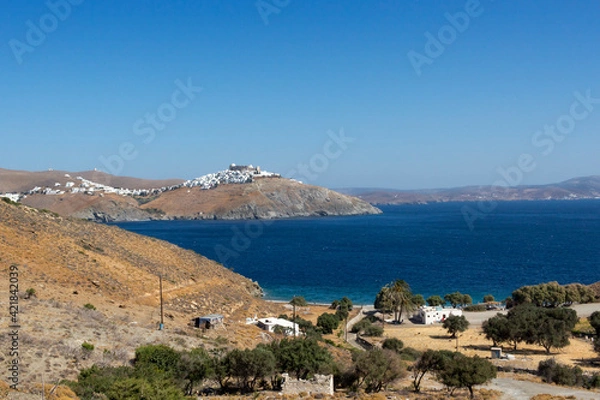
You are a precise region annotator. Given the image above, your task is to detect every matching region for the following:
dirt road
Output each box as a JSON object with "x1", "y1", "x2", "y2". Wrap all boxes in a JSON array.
[{"x1": 488, "y1": 377, "x2": 600, "y2": 400}]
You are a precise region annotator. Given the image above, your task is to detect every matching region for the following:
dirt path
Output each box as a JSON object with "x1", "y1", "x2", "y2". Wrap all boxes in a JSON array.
[
  {"x1": 345, "y1": 305, "x2": 374, "y2": 350},
  {"x1": 488, "y1": 377, "x2": 600, "y2": 400}
]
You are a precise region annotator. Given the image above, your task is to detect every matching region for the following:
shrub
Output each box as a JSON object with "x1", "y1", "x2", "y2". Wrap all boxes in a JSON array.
[
  {"x1": 83, "y1": 303, "x2": 96, "y2": 310},
  {"x1": 412, "y1": 294, "x2": 425, "y2": 307},
  {"x1": 538, "y1": 358, "x2": 584, "y2": 387},
  {"x1": 25, "y1": 288, "x2": 36, "y2": 299},
  {"x1": 317, "y1": 313, "x2": 340, "y2": 334},
  {"x1": 1, "y1": 197, "x2": 20, "y2": 206},
  {"x1": 381, "y1": 338, "x2": 404, "y2": 353},
  {"x1": 426, "y1": 295, "x2": 445, "y2": 307},
  {"x1": 397, "y1": 347, "x2": 421, "y2": 361},
  {"x1": 585, "y1": 374, "x2": 600, "y2": 389},
  {"x1": 134, "y1": 344, "x2": 181, "y2": 375},
  {"x1": 81, "y1": 342, "x2": 94, "y2": 351},
  {"x1": 483, "y1": 294, "x2": 495, "y2": 303},
  {"x1": 463, "y1": 304, "x2": 487, "y2": 312},
  {"x1": 362, "y1": 324, "x2": 384, "y2": 337},
  {"x1": 589, "y1": 311, "x2": 600, "y2": 337},
  {"x1": 351, "y1": 318, "x2": 373, "y2": 334}
]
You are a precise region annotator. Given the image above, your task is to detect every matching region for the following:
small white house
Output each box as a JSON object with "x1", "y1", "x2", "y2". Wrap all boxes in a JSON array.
[
  {"x1": 256, "y1": 318, "x2": 300, "y2": 336},
  {"x1": 415, "y1": 306, "x2": 462, "y2": 325}
]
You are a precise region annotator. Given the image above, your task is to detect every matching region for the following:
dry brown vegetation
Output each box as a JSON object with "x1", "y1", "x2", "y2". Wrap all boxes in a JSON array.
[
  {"x1": 142, "y1": 178, "x2": 376, "y2": 219},
  {"x1": 0, "y1": 199, "x2": 287, "y2": 396},
  {"x1": 3, "y1": 168, "x2": 380, "y2": 222},
  {"x1": 380, "y1": 321, "x2": 600, "y2": 373}
]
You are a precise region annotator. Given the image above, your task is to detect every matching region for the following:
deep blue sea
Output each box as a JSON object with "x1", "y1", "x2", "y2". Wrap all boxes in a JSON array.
[{"x1": 115, "y1": 200, "x2": 600, "y2": 305}]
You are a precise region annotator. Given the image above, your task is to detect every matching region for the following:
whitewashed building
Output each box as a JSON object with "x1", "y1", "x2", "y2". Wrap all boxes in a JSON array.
[
  {"x1": 1, "y1": 193, "x2": 21, "y2": 202},
  {"x1": 415, "y1": 306, "x2": 462, "y2": 325},
  {"x1": 256, "y1": 318, "x2": 300, "y2": 336}
]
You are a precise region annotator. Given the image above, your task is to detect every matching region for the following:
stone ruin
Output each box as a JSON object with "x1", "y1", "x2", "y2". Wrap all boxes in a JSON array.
[{"x1": 280, "y1": 373, "x2": 334, "y2": 396}]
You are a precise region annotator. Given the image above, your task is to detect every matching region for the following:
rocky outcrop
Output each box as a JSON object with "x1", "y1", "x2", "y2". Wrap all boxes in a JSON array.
[
  {"x1": 139, "y1": 178, "x2": 382, "y2": 222},
  {"x1": 16, "y1": 177, "x2": 381, "y2": 222}
]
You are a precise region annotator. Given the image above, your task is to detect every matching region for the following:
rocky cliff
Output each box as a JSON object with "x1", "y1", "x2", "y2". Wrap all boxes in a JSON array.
[{"x1": 0, "y1": 168, "x2": 381, "y2": 222}]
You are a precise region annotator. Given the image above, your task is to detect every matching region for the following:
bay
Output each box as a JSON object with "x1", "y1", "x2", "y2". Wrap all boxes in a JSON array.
[{"x1": 116, "y1": 200, "x2": 600, "y2": 305}]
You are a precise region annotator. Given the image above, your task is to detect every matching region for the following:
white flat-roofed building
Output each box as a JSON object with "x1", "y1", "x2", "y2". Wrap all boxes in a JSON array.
[
  {"x1": 257, "y1": 317, "x2": 300, "y2": 336},
  {"x1": 415, "y1": 306, "x2": 462, "y2": 325}
]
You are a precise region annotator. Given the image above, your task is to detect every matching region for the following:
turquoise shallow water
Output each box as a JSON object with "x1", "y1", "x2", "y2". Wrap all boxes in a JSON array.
[{"x1": 116, "y1": 200, "x2": 600, "y2": 305}]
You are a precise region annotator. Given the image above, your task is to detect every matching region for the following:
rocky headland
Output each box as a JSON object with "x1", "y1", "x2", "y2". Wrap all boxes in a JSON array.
[{"x1": 0, "y1": 165, "x2": 382, "y2": 222}]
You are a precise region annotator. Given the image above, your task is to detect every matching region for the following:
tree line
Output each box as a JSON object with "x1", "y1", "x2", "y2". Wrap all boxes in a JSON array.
[
  {"x1": 67, "y1": 338, "x2": 421, "y2": 398},
  {"x1": 65, "y1": 280, "x2": 599, "y2": 398}
]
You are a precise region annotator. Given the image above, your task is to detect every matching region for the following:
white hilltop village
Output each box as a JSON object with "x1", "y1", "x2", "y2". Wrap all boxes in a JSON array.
[{"x1": 0, "y1": 164, "x2": 282, "y2": 203}]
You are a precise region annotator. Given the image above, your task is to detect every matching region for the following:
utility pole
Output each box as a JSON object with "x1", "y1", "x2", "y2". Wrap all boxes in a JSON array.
[
  {"x1": 345, "y1": 313, "x2": 348, "y2": 342},
  {"x1": 159, "y1": 274, "x2": 164, "y2": 330},
  {"x1": 292, "y1": 298, "x2": 296, "y2": 338}
]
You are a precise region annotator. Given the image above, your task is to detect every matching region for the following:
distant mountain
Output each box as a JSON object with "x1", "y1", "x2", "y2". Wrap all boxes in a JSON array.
[
  {"x1": 0, "y1": 166, "x2": 381, "y2": 222},
  {"x1": 337, "y1": 176, "x2": 600, "y2": 205}
]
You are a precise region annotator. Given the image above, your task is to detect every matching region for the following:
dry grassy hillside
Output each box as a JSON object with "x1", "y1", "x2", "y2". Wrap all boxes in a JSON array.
[
  {"x1": 0, "y1": 198, "x2": 274, "y2": 314},
  {"x1": 143, "y1": 178, "x2": 382, "y2": 219},
  {"x1": 0, "y1": 199, "x2": 285, "y2": 395}
]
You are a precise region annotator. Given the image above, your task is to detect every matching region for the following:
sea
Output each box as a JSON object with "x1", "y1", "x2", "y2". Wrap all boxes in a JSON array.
[{"x1": 115, "y1": 200, "x2": 600, "y2": 306}]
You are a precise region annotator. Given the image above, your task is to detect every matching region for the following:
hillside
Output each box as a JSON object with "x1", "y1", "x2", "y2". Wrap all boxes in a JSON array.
[
  {"x1": 0, "y1": 168, "x2": 183, "y2": 193},
  {"x1": 0, "y1": 167, "x2": 382, "y2": 222},
  {"x1": 140, "y1": 178, "x2": 381, "y2": 220},
  {"x1": 340, "y1": 175, "x2": 600, "y2": 205},
  {"x1": 0, "y1": 199, "x2": 285, "y2": 392}
]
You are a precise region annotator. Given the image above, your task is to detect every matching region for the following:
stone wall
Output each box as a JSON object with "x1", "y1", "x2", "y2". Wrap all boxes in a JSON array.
[{"x1": 281, "y1": 373, "x2": 334, "y2": 396}]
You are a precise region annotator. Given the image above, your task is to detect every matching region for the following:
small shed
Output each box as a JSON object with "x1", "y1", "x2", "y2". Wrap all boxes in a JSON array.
[
  {"x1": 192, "y1": 314, "x2": 224, "y2": 329},
  {"x1": 491, "y1": 347, "x2": 503, "y2": 359}
]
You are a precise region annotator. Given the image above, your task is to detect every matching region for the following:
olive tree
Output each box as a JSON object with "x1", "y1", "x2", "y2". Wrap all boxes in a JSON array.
[
  {"x1": 353, "y1": 348, "x2": 405, "y2": 393},
  {"x1": 426, "y1": 295, "x2": 445, "y2": 307},
  {"x1": 437, "y1": 353, "x2": 496, "y2": 399},
  {"x1": 443, "y1": 315, "x2": 469, "y2": 338}
]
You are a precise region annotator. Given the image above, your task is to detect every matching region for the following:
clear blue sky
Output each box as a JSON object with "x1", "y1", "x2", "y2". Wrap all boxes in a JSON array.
[{"x1": 1, "y1": 0, "x2": 599, "y2": 189}]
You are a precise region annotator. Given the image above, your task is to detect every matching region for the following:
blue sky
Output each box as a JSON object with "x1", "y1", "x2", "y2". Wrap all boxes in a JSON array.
[{"x1": 1, "y1": 0, "x2": 599, "y2": 189}]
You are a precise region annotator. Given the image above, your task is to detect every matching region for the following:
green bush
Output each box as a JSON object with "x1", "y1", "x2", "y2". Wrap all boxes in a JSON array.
[
  {"x1": 382, "y1": 338, "x2": 404, "y2": 353},
  {"x1": 351, "y1": 318, "x2": 373, "y2": 334},
  {"x1": 362, "y1": 324, "x2": 384, "y2": 337},
  {"x1": 483, "y1": 294, "x2": 495, "y2": 303},
  {"x1": 538, "y1": 358, "x2": 584, "y2": 387},
  {"x1": 83, "y1": 303, "x2": 96, "y2": 310},
  {"x1": 397, "y1": 347, "x2": 421, "y2": 361},
  {"x1": 316, "y1": 313, "x2": 340, "y2": 334},
  {"x1": 463, "y1": 304, "x2": 487, "y2": 312},
  {"x1": 586, "y1": 374, "x2": 600, "y2": 389},
  {"x1": 1, "y1": 197, "x2": 20, "y2": 206},
  {"x1": 82, "y1": 342, "x2": 95, "y2": 351},
  {"x1": 134, "y1": 344, "x2": 181, "y2": 375}
]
